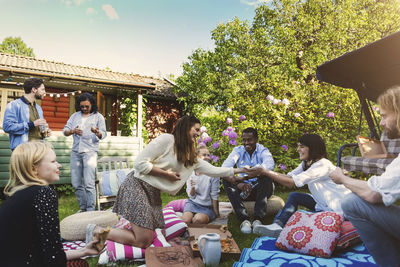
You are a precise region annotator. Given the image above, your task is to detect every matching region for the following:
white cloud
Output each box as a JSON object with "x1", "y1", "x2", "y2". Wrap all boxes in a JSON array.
[
  {"x1": 240, "y1": 0, "x2": 270, "y2": 7},
  {"x1": 102, "y1": 4, "x2": 119, "y2": 20},
  {"x1": 86, "y1": 7, "x2": 95, "y2": 15}
]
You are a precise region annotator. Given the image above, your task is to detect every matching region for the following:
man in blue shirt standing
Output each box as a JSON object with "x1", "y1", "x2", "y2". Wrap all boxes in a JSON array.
[
  {"x1": 3, "y1": 78, "x2": 50, "y2": 150},
  {"x1": 222, "y1": 127, "x2": 274, "y2": 234}
]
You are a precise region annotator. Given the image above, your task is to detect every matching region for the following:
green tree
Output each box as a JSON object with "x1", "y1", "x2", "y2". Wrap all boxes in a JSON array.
[
  {"x1": 175, "y1": 0, "x2": 400, "y2": 170},
  {"x1": 0, "y1": 36, "x2": 35, "y2": 57}
]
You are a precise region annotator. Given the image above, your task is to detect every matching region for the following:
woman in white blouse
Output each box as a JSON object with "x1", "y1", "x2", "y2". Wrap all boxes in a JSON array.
[{"x1": 250, "y1": 134, "x2": 351, "y2": 237}]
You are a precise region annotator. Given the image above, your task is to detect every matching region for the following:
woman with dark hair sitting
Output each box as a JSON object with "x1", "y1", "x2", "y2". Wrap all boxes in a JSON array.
[
  {"x1": 0, "y1": 142, "x2": 102, "y2": 266},
  {"x1": 88, "y1": 115, "x2": 247, "y2": 249},
  {"x1": 63, "y1": 92, "x2": 107, "y2": 212},
  {"x1": 250, "y1": 134, "x2": 351, "y2": 237}
]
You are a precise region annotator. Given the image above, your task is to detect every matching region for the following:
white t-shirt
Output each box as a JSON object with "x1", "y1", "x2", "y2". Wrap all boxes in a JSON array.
[
  {"x1": 288, "y1": 158, "x2": 351, "y2": 212},
  {"x1": 186, "y1": 172, "x2": 220, "y2": 206},
  {"x1": 368, "y1": 154, "x2": 400, "y2": 206}
]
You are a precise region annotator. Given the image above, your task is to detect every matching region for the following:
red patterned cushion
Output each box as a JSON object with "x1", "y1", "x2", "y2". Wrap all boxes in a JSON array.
[
  {"x1": 276, "y1": 211, "x2": 344, "y2": 258},
  {"x1": 335, "y1": 220, "x2": 362, "y2": 251}
]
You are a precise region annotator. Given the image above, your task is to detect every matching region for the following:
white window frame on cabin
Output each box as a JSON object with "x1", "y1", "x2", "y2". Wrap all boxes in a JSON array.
[{"x1": 0, "y1": 88, "x2": 25, "y2": 128}]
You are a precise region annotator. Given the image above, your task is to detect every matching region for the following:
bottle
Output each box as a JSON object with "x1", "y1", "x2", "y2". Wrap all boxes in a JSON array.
[
  {"x1": 41, "y1": 123, "x2": 49, "y2": 138},
  {"x1": 240, "y1": 181, "x2": 259, "y2": 199}
]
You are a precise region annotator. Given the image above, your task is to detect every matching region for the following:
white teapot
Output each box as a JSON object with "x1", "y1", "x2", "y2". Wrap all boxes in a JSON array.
[{"x1": 197, "y1": 233, "x2": 221, "y2": 266}]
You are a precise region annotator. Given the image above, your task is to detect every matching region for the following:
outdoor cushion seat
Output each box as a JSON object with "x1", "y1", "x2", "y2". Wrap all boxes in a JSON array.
[
  {"x1": 240, "y1": 195, "x2": 285, "y2": 217},
  {"x1": 60, "y1": 210, "x2": 118, "y2": 241},
  {"x1": 340, "y1": 133, "x2": 400, "y2": 175},
  {"x1": 342, "y1": 156, "x2": 395, "y2": 175}
]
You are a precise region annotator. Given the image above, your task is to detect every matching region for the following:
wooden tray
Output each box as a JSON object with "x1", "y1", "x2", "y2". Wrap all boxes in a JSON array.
[
  {"x1": 145, "y1": 246, "x2": 204, "y2": 267},
  {"x1": 188, "y1": 224, "x2": 241, "y2": 260}
]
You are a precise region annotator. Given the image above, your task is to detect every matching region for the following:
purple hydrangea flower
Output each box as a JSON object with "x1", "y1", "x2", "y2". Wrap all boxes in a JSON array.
[
  {"x1": 229, "y1": 139, "x2": 237, "y2": 146},
  {"x1": 228, "y1": 131, "x2": 238, "y2": 140},
  {"x1": 205, "y1": 136, "x2": 212, "y2": 143},
  {"x1": 222, "y1": 130, "x2": 229, "y2": 136},
  {"x1": 212, "y1": 142, "x2": 220, "y2": 149},
  {"x1": 294, "y1": 113, "x2": 300, "y2": 118},
  {"x1": 239, "y1": 115, "x2": 246, "y2": 121},
  {"x1": 211, "y1": 154, "x2": 219, "y2": 163},
  {"x1": 279, "y1": 164, "x2": 287, "y2": 171},
  {"x1": 266, "y1": 95, "x2": 274, "y2": 101},
  {"x1": 226, "y1": 126, "x2": 233, "y2": 132},
  {"x1": 226, "y1": 117, "x2": 233, "y2": 124},
  {"x1": 326, "y1": 112, "x2": 335, "y2": 118},
  {"x1": 226, "y1": 107, "x2": 232, "y2": 113},
  {"x1": 281, "y1": 145, "x2": 288, "y2": 151}
]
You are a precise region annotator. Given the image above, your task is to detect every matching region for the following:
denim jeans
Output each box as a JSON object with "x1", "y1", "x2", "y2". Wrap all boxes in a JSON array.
[
  {"x1": 274, "y1": 192, "x2": 316, "y2": 227},
  {"x1": 342, "y1": 193, "x2": 400, "y2": 267},
  {"x1": 70, "y1": 151, "x2": 98, "y2": 211},
  {"x1": 222, "y1": 175, "x2": 273, "y2": 221}
]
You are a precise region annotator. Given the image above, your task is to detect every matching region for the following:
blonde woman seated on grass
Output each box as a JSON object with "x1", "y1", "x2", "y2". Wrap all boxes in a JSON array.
[
  {"x1": 181, "y1": 146, "x2": 220, "y2": 224},
  {"x1": 0, "y1": 142, "x2": 104, "y2": 266}
]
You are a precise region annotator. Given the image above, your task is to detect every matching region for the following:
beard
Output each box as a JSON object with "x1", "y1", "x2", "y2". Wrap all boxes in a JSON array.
[
  {"x1": 34, "y1": 93, "x2": 43, "y2": 100},
  {"x1": 384, "y1": 125, "x2": 400, "y2": 139}
]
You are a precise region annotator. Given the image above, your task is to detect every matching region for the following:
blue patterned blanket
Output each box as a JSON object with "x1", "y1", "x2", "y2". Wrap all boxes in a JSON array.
[{"x1": 233, "y1": 237, "x2": 376, "y2": 267}]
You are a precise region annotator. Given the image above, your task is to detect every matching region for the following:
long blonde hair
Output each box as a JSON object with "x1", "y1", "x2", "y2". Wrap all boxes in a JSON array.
[
  {"x1": 378, "y1": 86, "x2": 400, "y2": 132},
  {"x1": 4, "y1": 141, "x2": 53, "y2": 196}
]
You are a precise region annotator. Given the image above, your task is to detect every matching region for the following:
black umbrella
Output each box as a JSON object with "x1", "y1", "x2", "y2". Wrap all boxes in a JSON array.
[{"x1": 316, "y1": 31, "x2": 400, "y2": 102}]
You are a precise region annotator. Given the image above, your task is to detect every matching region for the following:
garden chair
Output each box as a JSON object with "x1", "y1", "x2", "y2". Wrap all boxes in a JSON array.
[{"x1": 96, "y1": 157, "x2": 132, "y2": 210}]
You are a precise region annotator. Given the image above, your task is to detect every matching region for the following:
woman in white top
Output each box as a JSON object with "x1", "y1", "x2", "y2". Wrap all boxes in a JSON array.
[
  {"x1": 251, "y1": 134, "x2": 351, "y2": 237},
  {"x1": 182, "y1": 146, "x2": 220, "y2": 224},
  {"x1": 90, "y1": 115, "x2": 246, "y2": 248}
]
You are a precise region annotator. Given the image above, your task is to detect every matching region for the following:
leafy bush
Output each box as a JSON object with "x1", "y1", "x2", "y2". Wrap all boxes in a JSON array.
[{"x1": 175, "y1": 0, "x2": 399, "y2": 170}]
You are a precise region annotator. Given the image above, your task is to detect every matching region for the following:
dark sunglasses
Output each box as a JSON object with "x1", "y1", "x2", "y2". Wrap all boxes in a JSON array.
[{"x1": 80, "y1": 105, "x2": 90, "y2": 109}]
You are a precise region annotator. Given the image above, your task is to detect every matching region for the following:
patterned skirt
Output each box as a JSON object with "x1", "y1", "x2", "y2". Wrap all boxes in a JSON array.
[{"x1": 112, "y1": 172, "x2": 164, "y2": 230}]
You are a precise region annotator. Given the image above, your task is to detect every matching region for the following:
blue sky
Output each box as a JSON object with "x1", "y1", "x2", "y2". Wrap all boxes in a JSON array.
[{"x1": 0, "y1": 0, "x2": 267, "y2": 77}]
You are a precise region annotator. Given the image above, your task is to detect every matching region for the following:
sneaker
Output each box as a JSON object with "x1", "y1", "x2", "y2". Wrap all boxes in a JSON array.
[
  {"x1": 240, "y1": 220, "x2": 252, "y2": 234},
  {"x1": 252, "y1": 220, "x2": 262, "y2": 233},
  {"x1": 253, "y1": 223, "x2": 283, "y2": 238}
]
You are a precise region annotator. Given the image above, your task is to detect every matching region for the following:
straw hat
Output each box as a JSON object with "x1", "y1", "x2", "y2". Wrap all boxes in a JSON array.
[{"x1": 60, "y1": 211, "x2": 118, "y2": 241}]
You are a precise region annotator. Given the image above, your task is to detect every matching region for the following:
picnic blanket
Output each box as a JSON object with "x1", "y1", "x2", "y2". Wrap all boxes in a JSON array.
[{"x1": 233, "y1": 236, "x2": 377, "y2": 267}]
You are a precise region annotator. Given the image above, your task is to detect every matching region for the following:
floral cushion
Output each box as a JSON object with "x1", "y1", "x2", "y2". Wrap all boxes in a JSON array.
[
  {"x1": 164, "y1": 199, "x2": 188, "y2": 212},
  {"x1": 335, "y1": 220, "x2": 362, "y2": 251},
  {"x1": 276, "y1": 211, "x2": 344, "y2": 258}
]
